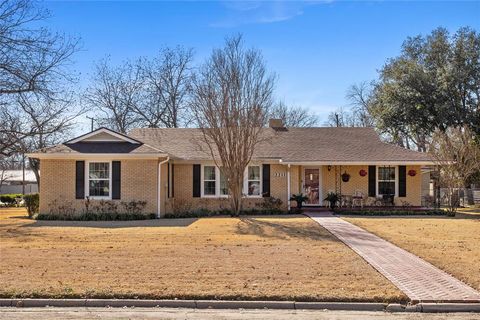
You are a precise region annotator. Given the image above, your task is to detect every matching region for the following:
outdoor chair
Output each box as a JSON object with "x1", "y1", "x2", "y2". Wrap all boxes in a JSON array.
[{"x1": 352, "y1": 190, "x2": 364, "y2": 208}]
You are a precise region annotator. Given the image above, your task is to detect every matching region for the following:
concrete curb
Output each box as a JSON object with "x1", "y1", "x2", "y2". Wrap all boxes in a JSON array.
[{"x1": 0, "y1": 299, "x2": 479, "y2": 313}]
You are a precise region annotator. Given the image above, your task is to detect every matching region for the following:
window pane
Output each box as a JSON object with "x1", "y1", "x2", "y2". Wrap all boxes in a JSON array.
[
  {"x1": 248, "y1": 181, "x2": 261, "y2": 196},
  {"x1": 248, "y1": 166, "x2": 260, "y2": 180},
  {"x1": 220, "y1": 171, "x2": 228, "y2": 195},
  {"x1": 89, "y1": 180, "x2": 110, "y2": 196},
  {"x1": 379, "y1": 182, "x2": 395, "y2": 195},
  {"x1": 89, "y1": 162, "x2": 109, "y2": 179},
  {"x1": 204, "y1": 181, "x2": 216, "y2": 195},
  {"x1": 378, "y1": 167, "x2": 395, "y2": 180},
  {"x1": 204, "y1": 166, "x2": 215, "y2": 181}
]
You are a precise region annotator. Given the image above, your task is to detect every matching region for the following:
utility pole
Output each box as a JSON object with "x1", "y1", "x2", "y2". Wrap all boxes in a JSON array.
[
  {"x1": 86, "y1": 116, "x2": 95, "y2": 131},
  {"x1": 335, "y1": 113, "x2": 340, "y2": 127}
]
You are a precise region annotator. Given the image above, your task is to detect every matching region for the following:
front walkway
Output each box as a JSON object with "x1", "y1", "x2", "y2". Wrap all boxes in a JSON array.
[{"x1": 306, "y1": 212, "x2": 480, "y2": 303}]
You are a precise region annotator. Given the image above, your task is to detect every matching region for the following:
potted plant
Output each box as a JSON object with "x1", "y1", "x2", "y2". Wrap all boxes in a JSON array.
[
  {"x1": 324, "y1": 192, "x2": 340, "y2": 209},
  {"x1": 290, "y1": 193, "x2": 309, "y2": 210}
]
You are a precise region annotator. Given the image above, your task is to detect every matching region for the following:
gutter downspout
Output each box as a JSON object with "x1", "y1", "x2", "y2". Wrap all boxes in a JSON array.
[
  {"x1": 287, "y1": 164, "x2": 291, "y2": 211},
  {"x1": 157, "y1": 157, "x2": 170, "y2": 218}
]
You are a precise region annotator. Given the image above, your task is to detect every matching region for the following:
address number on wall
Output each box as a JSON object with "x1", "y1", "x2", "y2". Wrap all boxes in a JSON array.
[{"x1": 274, "y1": 172, "x2": 286, "y2": 177}]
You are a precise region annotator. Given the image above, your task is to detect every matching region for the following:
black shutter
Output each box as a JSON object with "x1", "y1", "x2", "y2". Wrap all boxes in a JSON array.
[
  {"x1": 171, "y1": 164, "x2": 175, "y2": 198},
  {"x1": 75, "y1": 161, "x2": 85, "y2": 199},
  {"x1": 112, "y1": 161, "x2": 121, "y2": 199},
  {"x1": 262, "y1": 164, "x2": 270, "y2": 197},
  {"x1": 193, "y1": 164, "x2": 201, "y2": 197},
  {"x1": 368, "y1": 166, "x2": 376, "y2": 197},
  {"x1": 399, "y1": 165, "x2": 406, "y2": 197}
]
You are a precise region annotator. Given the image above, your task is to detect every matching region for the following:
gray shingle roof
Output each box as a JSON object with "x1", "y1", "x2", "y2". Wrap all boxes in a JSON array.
[{"x1": 129, "y1": 127, "x2": 432, "y2": 163}]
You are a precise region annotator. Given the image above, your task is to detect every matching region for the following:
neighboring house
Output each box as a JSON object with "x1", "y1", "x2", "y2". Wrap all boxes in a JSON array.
[
  {"x1": 0, "y1": 170, "x2": 38, "y2": 194},
  {"x1": 27, "y1": 121, "x2": 434, "y2": 217}
]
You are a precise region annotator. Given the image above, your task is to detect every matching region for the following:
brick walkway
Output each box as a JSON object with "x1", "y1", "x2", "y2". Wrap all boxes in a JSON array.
[{"x1": 306, "y1": 212, "x2": 480, "y2": 303}]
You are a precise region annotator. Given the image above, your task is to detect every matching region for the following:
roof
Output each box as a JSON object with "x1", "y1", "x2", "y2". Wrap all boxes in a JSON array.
[
  {"x1": 129, "y1": 127, "x2": 433, "y2": 164},
  {"x1": 27, "y1": 127, "x2": 166, "y2": 159}
]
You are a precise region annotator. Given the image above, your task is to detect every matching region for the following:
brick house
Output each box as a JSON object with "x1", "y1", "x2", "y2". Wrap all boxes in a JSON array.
[{"x1": 27, "y1": 121, "x2": 434, "y2": 217}]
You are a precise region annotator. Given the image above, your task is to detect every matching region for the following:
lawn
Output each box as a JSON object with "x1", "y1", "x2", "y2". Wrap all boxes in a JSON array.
[
  {"x1": 344, "y1": 216, "x2": 480, "y2": 291},
  {"x1": 0, "y1": 208, "x2": 404, "y2": 302}
]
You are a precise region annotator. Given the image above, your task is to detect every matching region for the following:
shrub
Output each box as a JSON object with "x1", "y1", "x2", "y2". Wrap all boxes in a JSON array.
[
  {"x1": 256, "y1": 197, "x2": 283, "y2": 214},
  {"x1": 0, "y1": 193, "x2": 23, "y2": 206},
  {"x1": 333, "y1": 209, "x2": 446, "y2": 216},
  {"x1": 121, "y1": 200, "x2": 147, "y2": 214},
  {"x1": 23, "y1": 193, "x2": 39, "y2": 218}
]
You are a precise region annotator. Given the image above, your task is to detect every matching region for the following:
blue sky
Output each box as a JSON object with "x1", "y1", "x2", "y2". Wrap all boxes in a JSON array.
[{"x1": 44, "y1": 0, "x2": 480, "y2": 130}]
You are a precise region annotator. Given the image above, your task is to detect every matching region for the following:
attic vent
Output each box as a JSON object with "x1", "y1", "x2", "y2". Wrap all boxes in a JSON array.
[{"x1": 269, "y1": 119, "x2": 287, "y2": 131}]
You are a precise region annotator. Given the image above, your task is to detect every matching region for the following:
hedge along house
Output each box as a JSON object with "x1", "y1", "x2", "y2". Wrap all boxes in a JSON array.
[{"x1": 27, "y1": 122, "x2": 434, "y2": 217}]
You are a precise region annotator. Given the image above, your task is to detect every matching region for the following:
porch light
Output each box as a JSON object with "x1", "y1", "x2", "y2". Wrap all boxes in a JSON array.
[{"x1": 327, "y1": 165, "x2": 332, "y2": 171}]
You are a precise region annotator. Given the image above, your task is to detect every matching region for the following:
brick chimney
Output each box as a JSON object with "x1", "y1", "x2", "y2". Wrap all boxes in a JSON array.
[{"x1": 269, "y1": 119, "x2": 286, "y2": 130}]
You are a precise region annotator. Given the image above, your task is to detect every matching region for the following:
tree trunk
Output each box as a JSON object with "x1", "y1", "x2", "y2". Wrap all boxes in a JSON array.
[{"x1": 29, "y1": 158, "x2": 40, "y2": 189}]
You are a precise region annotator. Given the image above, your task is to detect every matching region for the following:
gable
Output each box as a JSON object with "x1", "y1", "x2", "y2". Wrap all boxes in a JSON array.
[{"x1": 67, "y1": 127, "x2": 141, "y2": 144}]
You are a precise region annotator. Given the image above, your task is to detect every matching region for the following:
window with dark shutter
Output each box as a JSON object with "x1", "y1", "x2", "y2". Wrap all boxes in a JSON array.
[
  {"x1": 193, "y1": 164, "x2": 201, "y2": 197},
  {"x1": 112, "y1": 161, "x2": 121, "y2": 199},
  {"x1": 171, "y1": 164, "x2": 175, "y2": 198},
  {"x1": 399, "y1": 166, "x2": 406, "y2": 197},
  {"x1": 368, "y1": 166, "x2": 376, "y2": 197},
  {"x1": 262, "y1": 164, "x2": 270, "y2": 197},
  {"x1": 75, "y1": 161, "x2": 85, "y2": 199}
]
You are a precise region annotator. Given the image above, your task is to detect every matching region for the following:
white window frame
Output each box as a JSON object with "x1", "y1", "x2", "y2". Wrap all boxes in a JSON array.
[
  {"x1": 85, "y1": 161, "x2": 112, "y2": 200},
  {"x1": 200, "y1": 164, "x2": 262, "y2": 198},
  {"x1": 376, "y1": 165, "x2": 398, "y2": 197},
  {"x1": 244, "y1": 165, "x2": 262, "y2": 198}
]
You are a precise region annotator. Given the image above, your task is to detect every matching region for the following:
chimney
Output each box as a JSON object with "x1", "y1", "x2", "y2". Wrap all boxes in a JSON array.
[{"x1": 269, "y1": 119, "x2": 286, "y2": 130}]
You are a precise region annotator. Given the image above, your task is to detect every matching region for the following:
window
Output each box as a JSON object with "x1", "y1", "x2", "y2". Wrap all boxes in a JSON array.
[
  {"x1": 203, "y1": 166, "x2": 216, "y2": 196},
  {"x1": 378, "y1": 166, "x2": 396, "y2": 195},
  {"x1": 88, "y1": 162, "x2": 110, "y2": 198},
  {"x1": 247, "y1": 166, "x2": 261, "y2": 196},
  {"x1": 219, "y1": 168, "x2": 229, "y2": 196}
]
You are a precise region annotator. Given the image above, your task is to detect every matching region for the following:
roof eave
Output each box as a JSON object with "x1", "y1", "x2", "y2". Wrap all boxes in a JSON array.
[{"x1": 26, "y1": 153, "x2": 169, "y2": 160}]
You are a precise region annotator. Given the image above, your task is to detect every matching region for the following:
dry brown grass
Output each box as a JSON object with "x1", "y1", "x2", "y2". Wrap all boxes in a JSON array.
[
  {"x1": 0, "y1": 208, "x2": 404, "y2": 302},
  {"x1": 345, "y1": 216, "x2": 480, "y2": 291}
]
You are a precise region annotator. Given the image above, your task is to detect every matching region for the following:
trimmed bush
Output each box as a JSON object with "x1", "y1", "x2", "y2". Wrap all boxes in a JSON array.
[
  {"x1": 36, "y1": 211, "x2": 156, "y2": 221},
  {"x1": 0, "y1": 193, "x2": 23, "y2": 206},
  {"x1": 164, "y1": 207, "x2": 290, "y2": 219},
  {"x1": 23, "y1": 193, "x2": 39, "y2": 218}
]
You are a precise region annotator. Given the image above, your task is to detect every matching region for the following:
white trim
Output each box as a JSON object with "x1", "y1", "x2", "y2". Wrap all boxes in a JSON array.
[
  {"x1": 376, "y1": 165, "x2": 399, "y2": 197},
  {"x1": 85, "y1": 160, "x2": 112, "y2": 200},
  {"x1": 287, "y1": 164, "x2": 291, "y2": 211},
  {"x1": 26, "y1": 153, "x2": 167, "y2": 160},
  {"x1": 302, "y1": 166, "x2": 322, "y2": 206},
  {"x1": 68, "y1": 128, "x2": 141, "y2": 144},
  {"x1": 280, "y1": 160, "x2": 434, "y2": 166},
  {"x1": 157, "y1": 157, "x2": 170, "y2": 218},
  {"x1": 243, "y1": 165, "x2": 262, "y2": 198}
]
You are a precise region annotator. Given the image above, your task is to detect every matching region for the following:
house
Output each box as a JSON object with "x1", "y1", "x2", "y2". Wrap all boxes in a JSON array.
[
  {"x1": 27, "y1": 121, "x2": 434, "y2": 217},
  {"x1": 0, "y1": 170, "x2": 38, "y2": 195}
]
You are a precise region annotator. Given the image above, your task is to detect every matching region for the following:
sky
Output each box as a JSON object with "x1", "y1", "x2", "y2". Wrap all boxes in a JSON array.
[{"x1": 44, "y1": 0, "x2": 480, "y2": 131}]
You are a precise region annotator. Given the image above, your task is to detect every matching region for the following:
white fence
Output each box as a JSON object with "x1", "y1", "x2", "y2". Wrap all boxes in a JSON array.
[{"x1": 0, "y1": 184, "x2": 38, "y2": 195}]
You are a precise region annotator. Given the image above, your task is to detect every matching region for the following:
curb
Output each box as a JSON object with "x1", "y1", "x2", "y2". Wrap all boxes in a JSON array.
[{"x1": 0, "y1": 299, "x2": 479, "y2": 313}]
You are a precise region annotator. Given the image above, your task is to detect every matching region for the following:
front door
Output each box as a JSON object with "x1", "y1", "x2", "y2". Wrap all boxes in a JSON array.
[{"x1": 304, "y1": 168, "x2": 320, "y2": 205}]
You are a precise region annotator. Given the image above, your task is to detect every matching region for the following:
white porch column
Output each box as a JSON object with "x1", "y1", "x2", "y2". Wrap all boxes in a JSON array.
[{"x1": 287, "y1": 164, "x2": 291, "y2": 211}]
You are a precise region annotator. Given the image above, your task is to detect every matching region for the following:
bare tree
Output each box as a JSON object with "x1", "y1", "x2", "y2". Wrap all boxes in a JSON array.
[
  {"x1": 0, "y1": 0, "x2": 80, "y2": 156},
  {"x1": 429, "y1": 126, "x2": 480, "y2": 215},
  {"x1": 345, "y1": 82, "x2": 375, "y2": 127},
  {"x1": 191, "y1": 35, "x2": 275, "y2": 215},
  {"x1": 84, "y1": 58, "x2": 143, "y2": 133},
  {"x1": 137, "y1": 47, "x2": 194, "y2": 128},
  {"x1": 269, "y1": 102, "x2": 317, "y2": 127},
  {"x1": 13, "y1": 92, "x2": 85, "y2": 185}
]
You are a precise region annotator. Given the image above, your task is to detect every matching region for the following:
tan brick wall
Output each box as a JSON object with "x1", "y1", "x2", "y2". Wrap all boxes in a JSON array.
[
  {"x1": 165, "y1": 163, "x2": 301, "y2": 213},
  {"x1": 39, "y1": 159, "x2": 161, "y2": 214}
]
